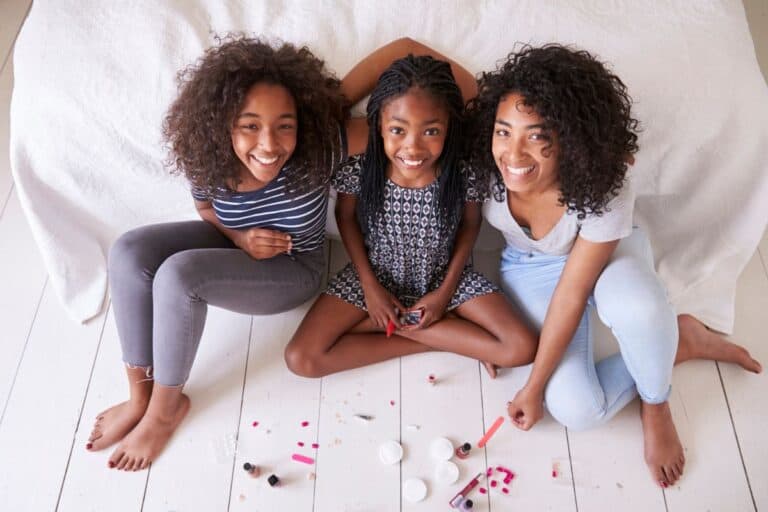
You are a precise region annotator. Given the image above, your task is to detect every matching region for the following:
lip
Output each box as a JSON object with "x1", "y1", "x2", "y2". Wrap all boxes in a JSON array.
[
  {"x1": 502, "y1": 163, "x2": 536, "y2": 180},
  {"x1": 250, "y1": 154, "x2": 281, "y2": 166},
  {"x1": 397, "y1": 156, "x2": 428, "y2": 169}
]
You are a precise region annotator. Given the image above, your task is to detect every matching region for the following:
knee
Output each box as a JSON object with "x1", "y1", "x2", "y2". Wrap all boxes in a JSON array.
[
  {"x1": 602, "y1": 289, "x2": 676, "y2": 335},
  {"x1": 544, "y1": 386, "x2": 605, "y2": 432},
  {"x1": 284, "y1": 342, "x2": 324, "y2": 379},
  {"x1": 152, "y1": 253, "x2": 203, "y2": 298},
  {"x1": 108, "y1": 228, "x2": 154, "y2": 278},
  {"x1": 497, "y1": 331, "x2": 538, "y2": 368}
]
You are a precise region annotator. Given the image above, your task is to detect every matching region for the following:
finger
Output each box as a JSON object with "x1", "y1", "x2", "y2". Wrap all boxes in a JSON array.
[
  {"x1": 392, "y1": 297, "x2": 407, "y2": 312},
  {"x1": 249, "y1": 228, "x2": 292, "y2": 241}
]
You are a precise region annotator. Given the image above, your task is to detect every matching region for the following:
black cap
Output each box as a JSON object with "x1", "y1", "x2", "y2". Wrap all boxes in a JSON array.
[
  {"x1": 243, "y1": 462, "x2": 253, "y2": 471},
  {"x1": 267, "y1": 474, "x2": 280, "y2": 486},
  {"x1": 463, "y1": 499, "x2": 474, "y2": 509},
  {"x1": 461, "y1": 442, "x2": 471, "y2": 451}
]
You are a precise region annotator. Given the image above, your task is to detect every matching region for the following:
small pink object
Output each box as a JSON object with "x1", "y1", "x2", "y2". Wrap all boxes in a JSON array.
[
  {"x1": 479, "y1": 487, "x2": 487, "y2": 494},
  {"x1": 490, "y1": 480, "x2": 498, "y2": 488},
  {"x1": 311, "y1": 443, "x2": 319, "y2": 449},
  {"x1": 301, "y1": 421, "x2": 309, "y2": 427},
  {"x1": 552, "y1": 470, "x2": 558, "y2": 478},
  {"x1": 486, "y1": 468, "x2": 493, "y2": 476},
  {"x1": 496, "y1": 466, "x2": 504, "y2": 471},
  {"x1": 291, "y1": 453, "x2": 315, "y2": 465},
  {"x1": 502, "y1": 487, "x2": 510, "y2": 494},
  {"x1": 252, "y1": 421, "x2": 258, "y2": 427},
  {"x1": 390, "y1": 400, "x2": 395, "y2": 406},
  {"x1": 477, "y1": 416, "x2": 505, "y2": 448},
  {"x1": 297, "y1": 441, "x2": 305, "y2": 447}
]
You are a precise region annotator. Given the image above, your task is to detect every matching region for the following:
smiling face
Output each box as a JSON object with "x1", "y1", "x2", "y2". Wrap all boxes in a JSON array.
[
  {"x1": 230, "y1": 82, "x2": 297, "y2": 189},
  {"x1": 379, "y1": 87, "x2": 449, "y2": 186},
  {"x1": 492, "y1": 92, "x2": 560, "y2": 198}
]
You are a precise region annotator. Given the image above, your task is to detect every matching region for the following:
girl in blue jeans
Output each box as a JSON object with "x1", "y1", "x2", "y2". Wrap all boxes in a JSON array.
[{"x1": 467, "y1": 44, "x2": 762, "y2": 488}]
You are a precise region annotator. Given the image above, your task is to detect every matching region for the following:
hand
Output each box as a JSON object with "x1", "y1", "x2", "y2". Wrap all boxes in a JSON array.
[
  {"x1": 361, "y1": 281, "x2": 405, "y2": 330},
  {"x1": 507, "y1": 386, "x2": 544, "y2": 431},
  {"x1": 407, "y1": 288, "x2": 451, "y2": 330},
  {"x1": 236, "y1": 228, "x2": 292, "y2": 260}
]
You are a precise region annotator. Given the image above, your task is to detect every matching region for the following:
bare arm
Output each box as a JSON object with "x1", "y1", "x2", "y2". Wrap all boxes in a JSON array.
[
  {"x1": 335, "y1": 192, "x2": 405, "y2": 327},
  {"x1": 411, "y1": 201, "x2": 483, "y2": 328},
  {"x1": 195, "y1": 199, "x2": 291, "y2": 259},
  {"x1": 508, "y1": 237, "x2": 619, "y2": 429},
  {"x1": 342, "y1": 37, "x2": 477, "y2": 155}
]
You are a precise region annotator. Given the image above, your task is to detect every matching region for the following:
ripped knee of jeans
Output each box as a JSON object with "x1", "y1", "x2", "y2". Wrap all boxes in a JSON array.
[{"x1": 126, "y1": 362, "x2": 154, "y2": 383}]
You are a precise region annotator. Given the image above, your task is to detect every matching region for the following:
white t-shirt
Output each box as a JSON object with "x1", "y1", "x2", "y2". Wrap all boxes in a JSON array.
[{"x1": 482, "y1": 177, "x2": 635, "y2": 256}]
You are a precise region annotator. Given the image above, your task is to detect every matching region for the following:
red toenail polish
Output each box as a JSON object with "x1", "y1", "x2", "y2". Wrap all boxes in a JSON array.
[
  {"x1": 86, "y1": 443, "x2": 93, "y2": 449},
  {"x1": 108, "y1": 462, "x2": 116, "y2": 468}
]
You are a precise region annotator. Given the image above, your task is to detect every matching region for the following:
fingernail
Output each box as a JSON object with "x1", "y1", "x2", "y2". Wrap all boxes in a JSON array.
[{"x1": 86, "y1": 443, "x2": 93, "y2": 450}]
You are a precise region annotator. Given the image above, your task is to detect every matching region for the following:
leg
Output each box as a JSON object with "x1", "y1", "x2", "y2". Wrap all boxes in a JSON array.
[
  {"x1": 285, "y1": 294, "x2": 431, "y2": 378},
  {"x1": 108, "y1": 244, "x2": 325, "y2": 468},
  {"x1": 676, "y1": 314, "x2": 761, "y2": 372},
  {"x1": 395, "y1": 292, "x2": 537, "y2": 374},
  {"x1": 499, "y1": 247, "x2": 634, "y2": 430},
  {"x1": 90, "y1": 221, "x2": 232, "y2": 451},
  {"x1": 593, "y1": 229, "x2": 682, "y2": 486}
]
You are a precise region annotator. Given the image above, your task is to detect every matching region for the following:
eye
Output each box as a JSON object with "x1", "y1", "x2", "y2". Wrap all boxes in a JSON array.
[
  {"x1": 239, "y1": 123, "x2": 259, "y2": 131},
  {"x1": 494, "y1": 128, "x2": 510, "y2": 137},
  {"x1": 279, "y1": 123, "x2": 296, "y2": 131},
  {"x1": 424, "y1": 127, "x2": 440, "y2": 136},
  {"x1": 530, "y1": 132, "x2": 551, "y2": 142},
  {"x1": 388, "y1": 126, "x2": 404, "y2": 135}
]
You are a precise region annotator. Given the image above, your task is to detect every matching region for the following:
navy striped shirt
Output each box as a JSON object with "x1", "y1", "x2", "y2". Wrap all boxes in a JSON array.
[{"x1": 192, "y1": 128, "x2": 347, "y2": 253}]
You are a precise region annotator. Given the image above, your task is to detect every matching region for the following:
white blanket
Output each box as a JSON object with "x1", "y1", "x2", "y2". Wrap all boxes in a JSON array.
[{"x1": 10, "y1": 0, "x2": 768, "y2": 332}]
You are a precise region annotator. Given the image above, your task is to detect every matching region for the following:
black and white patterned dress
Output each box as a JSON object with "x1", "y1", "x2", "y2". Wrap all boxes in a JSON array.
[{"x1": 325, "y1": 155, "x2": 498, "y2": 311}]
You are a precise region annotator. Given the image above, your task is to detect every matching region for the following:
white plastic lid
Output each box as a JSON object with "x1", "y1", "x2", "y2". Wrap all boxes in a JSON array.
[
  {"x1": 403, "y1": 477, "x2": 428, "y2": 502},
  {"x1": 430, "y1": 437, "x2": 454, "y2": 461},
  {"x1": 379, "y1": 440, "x2": 404, "y2": 465},
  {"x1": 434, "y1": 460, "x2": 460, "y2": 485}
]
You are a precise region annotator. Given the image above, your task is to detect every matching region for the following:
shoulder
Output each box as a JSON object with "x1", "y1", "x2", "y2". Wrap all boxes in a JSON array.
[{"x1": 331, "y1": 154, "x2": 364, "y2": 194}]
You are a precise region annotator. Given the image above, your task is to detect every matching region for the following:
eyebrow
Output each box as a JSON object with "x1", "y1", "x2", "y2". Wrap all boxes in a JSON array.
[
  {"x1": 495, "y1": 119, "x2": 546, "y2": 130},
  {"x1": 236, "y1": 112, "x2": 296, "y2": 120},
  {"x1": 390, "y1": 116, "x2": 445, "y2": 125}
]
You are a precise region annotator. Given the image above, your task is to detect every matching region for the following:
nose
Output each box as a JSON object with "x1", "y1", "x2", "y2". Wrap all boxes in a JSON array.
[
  {"x1": 258, "y1": 127, "x2": 278, "y2": 152},
  {"x1": 504, "y1": 137, "x2": 528, "y2": 163},
  {"x1": 403, "y1": 132, "x2": 424, "y2": 153}
]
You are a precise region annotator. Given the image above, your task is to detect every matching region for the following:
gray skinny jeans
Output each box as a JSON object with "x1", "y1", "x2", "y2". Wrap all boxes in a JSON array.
[{"x1": 108, "y1": 221, "x2": 326, "y2": 386}]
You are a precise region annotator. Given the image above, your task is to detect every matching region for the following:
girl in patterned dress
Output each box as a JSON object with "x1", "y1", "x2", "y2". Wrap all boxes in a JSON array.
[{"x1": 286, "y1": 55, "x2": 537, "y2": 378}]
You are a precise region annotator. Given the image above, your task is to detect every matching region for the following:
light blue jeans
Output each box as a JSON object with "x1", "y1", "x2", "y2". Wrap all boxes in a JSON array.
[{"x1": 500, "y1": 228, "x2": 678, "y2": 431}]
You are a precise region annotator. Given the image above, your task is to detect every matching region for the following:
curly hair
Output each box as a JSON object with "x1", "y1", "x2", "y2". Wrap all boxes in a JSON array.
[
  {"x1": 163, "y1": 34, "x2": 347, "y2": 197},
  {"x1": 358, "y1": 54, "x2": 466, "y2": 237},
  {"x1": 466, "y1": 44, "x2": 639, "y2": 218}
]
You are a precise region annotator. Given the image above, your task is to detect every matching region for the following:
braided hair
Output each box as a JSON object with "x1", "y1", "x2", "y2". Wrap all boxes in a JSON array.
[{"x1": 358, "y1": 54, "x2": 466, "y2": 237}]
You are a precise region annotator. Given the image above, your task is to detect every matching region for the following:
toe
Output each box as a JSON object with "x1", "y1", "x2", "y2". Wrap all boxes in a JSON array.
[
  {"x1": 117, "y1": 455, "x2": 131, "y2": 471},
  {"x1": 108, "y1": 449, "x2": 124, "y2": 469},
  {"x1": 140, "y1": 458, "x2": 150, "y2": 471},
  {"x1": 651, "y1": 466, "x2": 667, "y2": 487}
]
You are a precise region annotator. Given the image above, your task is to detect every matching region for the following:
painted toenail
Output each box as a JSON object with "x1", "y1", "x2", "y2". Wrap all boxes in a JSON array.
[
  {"x1": 109, "y1": 462, "x2": 116, "y2": 468},
  {"x1": 86, "y1": 443, "x2": 93, "y2": 449}
]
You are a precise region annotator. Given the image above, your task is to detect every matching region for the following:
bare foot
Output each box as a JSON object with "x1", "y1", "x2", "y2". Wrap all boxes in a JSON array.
[
  {"x1": 87, "y1": 400, "x2": 148, "y2": 451},
  {"x1": 482, "y1": 360, "x2": 498, "y2": 379},
  {"x1": 676, "y1": 314, "x2": 762, "y2": 373},
  {"x1": 108, "y1": 394, "x2": 190, "y2": 471},
  {"x1": 640, "y1": 401, "x2": 685, "y2": 488}
]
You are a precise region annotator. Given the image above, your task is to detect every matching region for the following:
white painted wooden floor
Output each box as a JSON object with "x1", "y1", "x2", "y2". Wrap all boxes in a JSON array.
[{"x1": 1, "y1": 2, "x2": 767, "y2": 511}]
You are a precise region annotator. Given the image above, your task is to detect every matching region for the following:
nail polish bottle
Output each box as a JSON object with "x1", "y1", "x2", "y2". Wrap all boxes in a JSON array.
[{"x1": 455, "y1": 442, "x2": 471, "y2": 459}]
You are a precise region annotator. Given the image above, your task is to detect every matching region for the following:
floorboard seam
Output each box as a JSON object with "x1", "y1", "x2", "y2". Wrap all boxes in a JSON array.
[
  {"x1": 565, "y1": 428, "x2": 579, "y2": 512},
  {"x1": 477, "y1": 362, "x2": 491, "y2": 512},
  {"x1": 0, "y1": 275, "x2": 46, "y2": 428},
  {"x1": 716, "y1": 361, "x2": 758, "y2": 511},
  {"x1": 311, "y1": 376, "x2": 323, "y2": 512},
  {"x1": 226, "y1": 315, "x2": 254, "y2": 512},
  {"x1": 0, "y1": 183, "x2": 14, "y2": 222},
  {"x1": 0, "y1": 0, "x2": 32, "y2": 74},
  {"x1": 54, "y1": 299, "x2": 110, "y2": 511}
]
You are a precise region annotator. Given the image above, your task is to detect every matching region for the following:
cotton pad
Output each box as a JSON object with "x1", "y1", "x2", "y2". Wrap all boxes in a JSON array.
[
  {"x1": 435, "y1": 460, "x2": 460, "y2": 485},
  {"x1": 403, "y1": 478, "x2": 428, "y2": 502},
  {"x1": 430, "y1": 437, "x2": 454, "y2": 461},
  {"x1": 379, "y1": 440, "x2": 403, "y2": 465}
]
